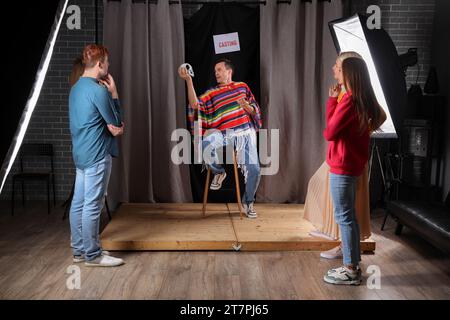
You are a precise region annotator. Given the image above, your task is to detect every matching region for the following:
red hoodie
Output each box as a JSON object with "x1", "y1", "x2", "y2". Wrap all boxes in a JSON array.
[{"x1": 323, "y1": 92, "x2": 370, "y2": 176}]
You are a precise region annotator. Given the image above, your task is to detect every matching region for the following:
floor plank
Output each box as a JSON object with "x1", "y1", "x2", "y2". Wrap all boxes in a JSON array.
[{"x1": 0, "y1": 201, "x2": 448, "y2": 299}]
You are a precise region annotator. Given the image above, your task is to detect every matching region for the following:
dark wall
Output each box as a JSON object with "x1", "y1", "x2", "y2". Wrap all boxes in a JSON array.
[
  {"x1": 0, "y1": 0, "x2": 102, "y2": 202},
  {"x1": 431, "y1": 0, "x2": 450, "y2": 200},
  {"x1": 0, "y1": 1, "x2": 60, "y2": 169},
  {"x1": 351, "y1": 0, "x2": 436, "y2": 89},
  {"x1": 350, "y1": 0, "x2": 437, "y2": 206},
  {"x1": 184, "y1": 3, "x2": 260, "y2": 203}
]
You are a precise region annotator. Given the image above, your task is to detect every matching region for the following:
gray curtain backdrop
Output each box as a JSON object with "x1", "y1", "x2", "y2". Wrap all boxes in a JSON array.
[
  {"x1": 257, "y1": 0, "x2": 343, "y2": 203},
  {"x1": 102, "y1": 0, "x2": 343, "y2": 205},
  {"x1": 103, "y1": 0, "x2": 192, "y2": 207}
]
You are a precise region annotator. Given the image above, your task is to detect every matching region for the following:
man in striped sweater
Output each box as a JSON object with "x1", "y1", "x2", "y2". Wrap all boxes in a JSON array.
[{"x1": 179, "y1": 58, "x2": 262, "y2": 218}]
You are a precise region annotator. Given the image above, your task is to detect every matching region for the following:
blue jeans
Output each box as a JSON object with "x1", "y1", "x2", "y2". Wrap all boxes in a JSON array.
[
  {"x1": 70, "y1": 154, "x2": 112, "y2": 261},
  {"x1": 202, "y1": 130, "x2": 261, "y2": 205},
  {"x1": 329, "y1": 173, "x2": 361, "y2": 266}
]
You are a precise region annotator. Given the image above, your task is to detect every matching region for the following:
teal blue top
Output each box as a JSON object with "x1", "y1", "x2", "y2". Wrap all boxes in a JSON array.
[{"x1": 69, "y1": 77, "x2": 122, "y2": 169}]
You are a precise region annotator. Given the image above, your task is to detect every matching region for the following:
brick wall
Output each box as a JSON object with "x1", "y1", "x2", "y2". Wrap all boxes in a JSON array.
[
  {"x1": 0, "y1": 0, "x2": 103, "y2": 202},
  {"x1": 0, "y1": 0, "x2": 437, "y2": 203},
  {"x1": 0, "y1": 0, "x2": 251, "y2": 203},
  {"x1": 350, "y1": 0, "x2": 436, "y2": 88},
  {"x1": 350, "y1": 0, "x2": 438, "y2": 205}
]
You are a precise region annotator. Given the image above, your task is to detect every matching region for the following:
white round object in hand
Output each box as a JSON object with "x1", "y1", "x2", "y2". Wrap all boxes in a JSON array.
[{"x1": 180, "y1": 63, "x2": 195, "y2": 77}]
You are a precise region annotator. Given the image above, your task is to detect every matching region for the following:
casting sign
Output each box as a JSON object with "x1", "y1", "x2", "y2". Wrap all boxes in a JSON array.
[{"x1": 213, "y1": 32, "x2": 241, "y2": 54}]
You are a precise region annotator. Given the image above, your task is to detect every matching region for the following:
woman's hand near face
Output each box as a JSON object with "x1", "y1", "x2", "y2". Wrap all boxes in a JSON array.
[{"x1": 329, "y1": 83, "x2": 341, "y2": 98}]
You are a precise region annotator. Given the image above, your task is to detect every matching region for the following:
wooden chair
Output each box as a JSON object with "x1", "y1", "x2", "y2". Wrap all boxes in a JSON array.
[{"x1": 202, "y1": 150, "x2": 244, "y2": 219}]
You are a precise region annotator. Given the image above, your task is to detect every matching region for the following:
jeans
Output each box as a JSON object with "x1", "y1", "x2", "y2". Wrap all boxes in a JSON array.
[
  {"x1": 202, "y1": 129, "x2": 261, "y2": 205},
  {"x1": 329, "y1": 173, "x2": 361, "y2": 266},
  {"x1": 70, "y1": 154, "x2": 112, "y2": 261}
]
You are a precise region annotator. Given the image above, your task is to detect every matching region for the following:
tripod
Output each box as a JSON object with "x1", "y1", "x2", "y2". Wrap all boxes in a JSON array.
[
  {"x1": 368, "y1": 139, "x2": 401, "y2": 230},
  {"x1": 368, "y1": 141, "x2": 385, "y2": 186}
]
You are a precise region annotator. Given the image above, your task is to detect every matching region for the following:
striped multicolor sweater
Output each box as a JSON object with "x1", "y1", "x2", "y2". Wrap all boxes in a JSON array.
[{"x1": 188, "y1": 82, "x2": 262, "y2": 136}]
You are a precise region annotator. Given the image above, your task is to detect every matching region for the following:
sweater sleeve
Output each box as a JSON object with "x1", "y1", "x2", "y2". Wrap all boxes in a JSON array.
[
  {"x1": 244, "y1": 83, "x2": 263, "y2": 130},
  {"x1": 323, "y1": 95, "x2": 357, "y2": 141},
  {"x1": 187, "y1": 91, "x2": 211, "y2": 135},
  {"x1": 112, "y1": 98, "x2": 122, "y2": 123},
  {"x1": 326, "y1": 97, "x2": 338, "y2": 124}
]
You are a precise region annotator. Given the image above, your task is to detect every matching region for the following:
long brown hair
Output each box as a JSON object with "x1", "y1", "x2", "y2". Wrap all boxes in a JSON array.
[
  {"x1": 69, "y1": 56, "x2": 84, "y2": 87},
  {"x1": 342, "y1": 57, "x2": 386, "y2": 133}
]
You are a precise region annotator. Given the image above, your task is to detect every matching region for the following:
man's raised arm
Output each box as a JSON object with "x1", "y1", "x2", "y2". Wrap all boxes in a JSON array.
[{"x1": 178, "y1": 66, "x2": 199, "y2": 109}]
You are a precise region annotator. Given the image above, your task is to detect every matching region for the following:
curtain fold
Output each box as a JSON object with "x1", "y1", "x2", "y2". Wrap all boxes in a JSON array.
[
  {"x1": 103, "y1": 0, "x2": 192, "y2": 207},
  {"x1": 257, "y1": 0, "x2": 343, "y2": 203},
  {"x1": 103, "y1": 0, "x2": 344, "y2": 205}
]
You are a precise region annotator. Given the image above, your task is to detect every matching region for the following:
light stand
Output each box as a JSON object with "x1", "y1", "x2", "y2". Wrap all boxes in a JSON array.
[
  {"x1": 380, "y1": 152, "x2": 404, "y2": 230},
  {"x1": 368, "y1": 139, "x2": 385, "y2": 186},
  {"x1": 369, "y1": 137, "x2": 405, "y2": 230},
  {"x1": 368, "y1": 139, "x2": 388, "y2": 217}
]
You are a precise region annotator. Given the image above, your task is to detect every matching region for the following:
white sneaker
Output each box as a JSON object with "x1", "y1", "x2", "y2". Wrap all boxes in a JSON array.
[
  {"x1": 85, "y1": 254, "x2": 124, "y2": 267},
  {"x1": 210, "y1": 172, "x2": 227, "y2": 190},
  {"x1": 243, "y1": 202, "x2": 257, "y2": 219},
  {"x1": 309, "y1": 230, "x2": 337, "y2": 241},
  {"x1": 73, "y1": 250, "x2": 110, "y2": 263},
  {"x1": 323, "y1": 266, "x2": 362, "y2": 285},
  {"x1": 320, "y1": 246, "x2": 343, "y2": 259}
]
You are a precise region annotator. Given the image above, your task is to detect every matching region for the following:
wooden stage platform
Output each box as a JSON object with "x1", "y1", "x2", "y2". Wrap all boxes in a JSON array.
[{"x1": 100, "y1": 203, "x2": 376, "y2": 252}]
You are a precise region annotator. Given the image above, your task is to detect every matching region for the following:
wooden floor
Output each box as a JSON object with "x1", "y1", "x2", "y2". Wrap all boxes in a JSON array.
[
  {"x1": 0, "y1": 201, "x2": 449, "y2": 300},
  {"x1": 100, "y1": 203, "x2": 376, "y2": 252}
]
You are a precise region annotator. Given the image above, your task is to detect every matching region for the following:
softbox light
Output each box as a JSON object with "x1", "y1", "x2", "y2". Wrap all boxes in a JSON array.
[
  {"x1": 328, "y1": 13, "x2": 407, "y2": 138},
  {"x1": 0, "y1": 0, "x2": 69, "y2": 195}
]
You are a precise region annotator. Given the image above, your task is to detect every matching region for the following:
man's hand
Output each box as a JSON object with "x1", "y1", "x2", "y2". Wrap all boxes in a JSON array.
[
  {"x1": 179, "y1": 66, "x2": 199, "y2": 109},
  {"x1": 178, "y1": 66, "x2": 192, "y2": 83},
  {"x1": 107, "y1": 122, "x2": 124, "y2": 137},
  {"x1": 329, "y1": 83, "x2": 341, "y2": 98},
  {"x1": 99, "y1": 74, "x2": 119, "y2": 99},
  {"x1": 238, "y1": 98, "x2": 255, "y2": 115}
]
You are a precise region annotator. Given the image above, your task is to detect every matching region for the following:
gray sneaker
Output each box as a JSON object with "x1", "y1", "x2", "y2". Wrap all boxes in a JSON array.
[
  {"x1": 323, "y1": 266, "x2": 362, "y2": 285},
  {"x1": 243, "y1": 202, "x2": 257, "y2": 219},
  {"x1": 85, "y1": 254, "x2": 124, "y2": 267},
  {"x1": 73, "y1": 250, "x2": 110, "y2": 263}
]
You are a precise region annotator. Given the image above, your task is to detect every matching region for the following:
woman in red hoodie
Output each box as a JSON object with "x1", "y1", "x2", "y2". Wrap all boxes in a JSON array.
[{"x1": 323, "y1": 57, "x2": 386, "y2": 285}]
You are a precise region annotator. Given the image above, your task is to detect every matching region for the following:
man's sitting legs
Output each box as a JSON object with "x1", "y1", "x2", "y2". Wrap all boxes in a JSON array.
[{"x1": 202, "y1": 131, "x2": 227, "y2": 190}]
